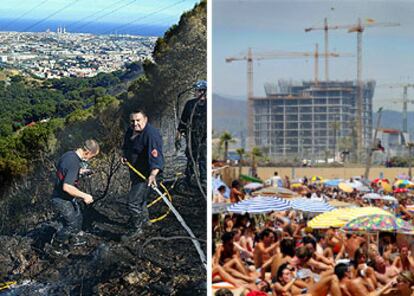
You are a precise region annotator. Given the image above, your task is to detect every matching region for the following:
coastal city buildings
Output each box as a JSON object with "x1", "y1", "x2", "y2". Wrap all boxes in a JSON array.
[
  {"x1": 253, "y1": 80, "x2": 376, "y2": 160},
  {"x1": 0, "y1": 31, "x2": 156, "y2": 78}
]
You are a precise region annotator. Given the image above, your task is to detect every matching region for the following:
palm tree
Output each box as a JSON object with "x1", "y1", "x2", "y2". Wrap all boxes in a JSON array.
[
  {"x1": 236, "y1": 148, "x2": 245, "y2": 176},
  {"x1": 250, "y1": 147, "x2": 262, "y2": 177},
  {"x1": 338, "y1": 136, "x2": 353, "y2": 163},
  {"x1": 329, "y1": 121, "x2": 340, "y2": 161},
  {"x1": 219, "y1": 131, "x2": 234, "y2": 161}
]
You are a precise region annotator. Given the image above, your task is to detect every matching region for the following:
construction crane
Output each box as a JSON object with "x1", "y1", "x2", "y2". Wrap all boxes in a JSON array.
[
  {"x1": 225, "y1": 46, "x2": 353, "y2": 150},
  {"x1": 306, "y1": 18, "x2": 399, "y2": 161},
  {"x1": 377, "y1": 83, "x2": 414, "y2": 133},
  {"x1": 305, "y1": 18, "x2": 352, "y2": 81}
]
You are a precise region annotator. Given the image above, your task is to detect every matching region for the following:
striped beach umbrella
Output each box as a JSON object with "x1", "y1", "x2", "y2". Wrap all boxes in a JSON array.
[
  {"x1": 227, "y1": 196, "x2": 291, "y2": 214},
  {"x1": 290, "y1": 198, "x2": 335, "y2": 213}
]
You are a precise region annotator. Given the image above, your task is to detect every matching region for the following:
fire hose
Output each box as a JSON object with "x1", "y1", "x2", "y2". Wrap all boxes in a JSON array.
[{"x1": 125, "y1": 161, "x2": 207, "y2": 268}]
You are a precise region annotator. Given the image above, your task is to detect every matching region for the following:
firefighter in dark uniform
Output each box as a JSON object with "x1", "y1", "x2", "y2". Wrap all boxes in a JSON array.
[
  {"x1": 176, "y1": 80, "x2": 207, "y2": 186},
  {"x1": 122, "y1": 109, "x2": 164, "y2": 234},
  {"x1": 51, "y1": 139, "x2": 100, "y2": 245}
]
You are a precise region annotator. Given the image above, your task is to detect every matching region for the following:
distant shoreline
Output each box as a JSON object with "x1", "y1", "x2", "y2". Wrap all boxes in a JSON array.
[{"x1": 0, "y1": 18, "x2": 168, "y2": 36}]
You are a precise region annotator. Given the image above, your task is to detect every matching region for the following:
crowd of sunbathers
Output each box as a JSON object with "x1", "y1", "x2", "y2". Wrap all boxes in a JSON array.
[{"x1": 212, "y1": 177, "x2": 414, "y2": 296}]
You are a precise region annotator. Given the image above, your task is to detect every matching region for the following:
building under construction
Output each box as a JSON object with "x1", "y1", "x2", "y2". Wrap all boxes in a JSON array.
[{"x1": 253, "y1": 80, "x2": 376, "y2": 160}]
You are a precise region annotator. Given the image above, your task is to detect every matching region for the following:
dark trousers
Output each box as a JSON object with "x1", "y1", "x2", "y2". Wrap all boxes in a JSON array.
[
  {"x1": 51, "y1": 198, "x2": 82, "y2": 242},
  {"x1": 185, "y1": 142, "x2": 206, "y2": 182},
  {"x1": 127, "y1": 182, "x2": 150, "y2": 229}
]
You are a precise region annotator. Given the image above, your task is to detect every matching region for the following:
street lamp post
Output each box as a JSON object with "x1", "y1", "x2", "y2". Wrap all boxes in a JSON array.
[{"x1": 364, "y1": 107, "x2": 383, "y2": 180}]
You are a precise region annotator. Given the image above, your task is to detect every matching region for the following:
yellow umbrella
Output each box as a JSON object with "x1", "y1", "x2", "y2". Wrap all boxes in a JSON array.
[
  {"x1": 338, "y1": 182, "x2": 353, "y2": 193},
  {"x1": 381, "y1": 182, "x2": 393, "y2": 193},
  {"x1": 291, "y1": 183, "x2": 303, "y2": 189},
  {"x1": 311, "y1": 176, "x2": 324, "y2": 182},
  {"x1": 308, "y1": 207, "x2": 393, "y2": 229}
]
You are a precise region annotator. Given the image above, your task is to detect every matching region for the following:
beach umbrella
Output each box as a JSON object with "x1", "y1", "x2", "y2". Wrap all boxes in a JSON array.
[
  {"x1": 244, "y1": 182, "x2": 263, "y2": 191},
  {"x1": 311, "y1": 176, "x2": 324, "y2": 182},
  {"x1": 394, "y1": 180, "x2": 414, "y2": 188},
  {"x1": 227, "y1": 196, "x2": 291, "y2": 214},
  {"x1": 381, "y1": 182, "x2": 393, "y2": 193},
  {"x1": 308, "y1": 207, "x2": 392, "y2": 229},
  {"x1": 358, "y1": 186, "x2": 372, "y2": 193},
  {"x1": 342, "y1": 214, "x2": 414, "y2": 233},
  {"x1": 346, "y1": 180, "x2": 364, "y2": 189},
  {"x1": 381, "y1": 195, "x2": 398, "y2": 202},
  {"x1": 394, "y1": 188, "x2": 409, "y2": 193},
  {"x1": 239, "y1": 174, "x2": 263, "y2": 183},
  {"x1": 397, "y1": 174, "x2": 410, "y2": 180},
  {"x1": 338, "y1": 182, "x2": 353, "y2": 193},
  {"x1": 291, "y1": 178, "x2": 304, "y2": 184},
  {"x1": 363, "y1": 193, "x2": 381, "y2": 199},
  {"x1": 324, "y1": 179, "x2": 342, "y2": 187},
  {"x1": 372, "y1": 178, "x2": 389, "y2": 184},
  {"x1": 363, "y1": 193, "x2": 397, "y2": 203},
  {"x1": 290, "y1": 198, "x2": 335, "y2": 213},
  {"x1": 212, "y1": 202, "x2": 229, "y2": 214},
  {"x1": 252, "y1": 187, "x2": 297, "y2": 197}
]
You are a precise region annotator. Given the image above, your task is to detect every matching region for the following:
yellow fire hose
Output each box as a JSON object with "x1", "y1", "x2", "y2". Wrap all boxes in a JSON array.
[
  {"x1": 125, "y1": 161, "x2": 172, "y2": 223},
  {"x1": 125, "y1": 161, "x2": 206, "y2": 267},
  {"x1": 0, "y1": 281, "x2": 17, "y2": 291}
]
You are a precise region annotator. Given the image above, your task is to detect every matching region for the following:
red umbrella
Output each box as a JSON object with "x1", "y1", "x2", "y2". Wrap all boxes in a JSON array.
[
  {"x1": 372, "y1": 178, "x2": 389, "y2": 184},
  {"x1": 394, "y1": 188, "x2": 408, "y2": 193}
]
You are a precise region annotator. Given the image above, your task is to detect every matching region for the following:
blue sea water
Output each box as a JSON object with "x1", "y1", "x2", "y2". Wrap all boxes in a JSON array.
[{"x1": 0, "y1": 18, "x2": 169, "y2": 36}]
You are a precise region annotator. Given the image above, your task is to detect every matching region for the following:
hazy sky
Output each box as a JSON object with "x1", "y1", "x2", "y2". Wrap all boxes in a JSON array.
[
  {"x1": 0, "y1": 0, "x2": 198, "y2": 32},
  {"x1": 213, "y1": 0, "x2": 414, "y2": 111}
]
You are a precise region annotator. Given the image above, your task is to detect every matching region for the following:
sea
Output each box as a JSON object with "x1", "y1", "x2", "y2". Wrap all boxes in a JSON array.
[{"x1": 0, "y1": 18, "x2": 169, "y2": 36}]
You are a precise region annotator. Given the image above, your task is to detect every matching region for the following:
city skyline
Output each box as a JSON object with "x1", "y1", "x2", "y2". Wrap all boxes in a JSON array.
[
  {"x1": 213, "y1": 0, "x2": 414, "y2": 111},
  {"x1": 0, "y1": 0, "x2": 198, "y2": 35}
]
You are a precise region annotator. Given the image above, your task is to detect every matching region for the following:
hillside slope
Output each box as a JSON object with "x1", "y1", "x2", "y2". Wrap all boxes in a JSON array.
[{"x1": 0, "y1": 2, "x2": 206, "y2": 295}]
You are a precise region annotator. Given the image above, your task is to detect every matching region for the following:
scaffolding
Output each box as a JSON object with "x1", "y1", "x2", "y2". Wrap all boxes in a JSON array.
[{"x1": 253, "y1": 80, "x2": 375, "y2": 160}]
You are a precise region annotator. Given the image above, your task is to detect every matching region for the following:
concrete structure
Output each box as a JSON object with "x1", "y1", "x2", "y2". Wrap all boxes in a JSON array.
[
  {"x1": 253, "y1": 80, "x2": 375, "y2": 160},
  {"x1": 376, "y1": 128, "x2": 409, "y2": 159}
]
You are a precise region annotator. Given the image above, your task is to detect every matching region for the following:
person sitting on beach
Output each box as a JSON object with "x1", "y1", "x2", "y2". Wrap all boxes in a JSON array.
[
  {"x1": 302, "y1": 236, "x2": 335, "y2": 268},
  {"x1": 272, "y1": 263, "x2": 309, "y2": 296},
  {"x1": 345, "y1": 233, "x2": 366, "y2": 261},
  {"x1": 273, "y1": 263, "x2": 342, "y2": 296},
  {"x1": 291, "y1": 245, "x2": 332, "y2": 274},
  {"x1": 372, "y1": 254, "x2": 401, "y2": 285},
  {"x1": 230, "y1": 180, "x2": 244, "y2": 203},
  {"x1": 213, "y1": 185, "x2": 227, "y2": 203},
  {"x1": 271, "y1": 237, "x2": 296, "y2": 281},
  {"x1": 394, "y1": 245, "x2": 414, "y2": 272},
  {"x1": 239, "y1": 226, "x2": 255, "y2": 259},
  {"x1": 214, "y1": 232, "x2": 255, "y2": 284},
  {"x1": 253, "y1": 228, "x2": 279, "y2": 279},
  {"x1": 233, "y1": 227, "x2": 253, "y2": 261}
]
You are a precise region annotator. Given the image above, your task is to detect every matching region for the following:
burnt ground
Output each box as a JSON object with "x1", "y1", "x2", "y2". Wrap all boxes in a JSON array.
[{"x1": 0, "y1": 181, "x2": 206, "y2": 296}]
